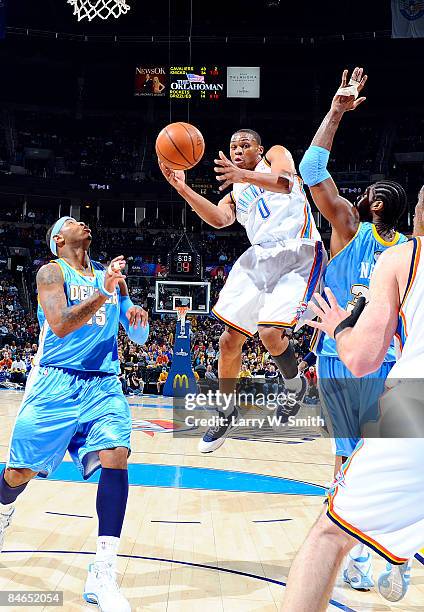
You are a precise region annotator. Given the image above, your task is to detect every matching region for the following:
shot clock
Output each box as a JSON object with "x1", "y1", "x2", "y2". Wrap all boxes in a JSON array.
[{"x1": 168, "y1": 250, "x2": 202, "y2": 279}]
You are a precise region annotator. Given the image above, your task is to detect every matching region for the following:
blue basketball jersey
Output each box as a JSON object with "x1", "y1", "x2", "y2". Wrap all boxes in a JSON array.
[
  {"x1": 36, "y1": 258, "x2": 121, "y2": 374},
  {"x1": 313, "y1": 222, "x2": 407, "y2": 360}
]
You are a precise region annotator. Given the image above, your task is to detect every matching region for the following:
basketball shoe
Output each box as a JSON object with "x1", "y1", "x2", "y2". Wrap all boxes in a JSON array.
[
  {"x1": 377, "y1": 560, "x2": 411, "y2": 602},
  {"x1": 198, "y1": 406, "x2": 238, "y2": 453},
  {"x1": 84, "y1": 561, "x2": 131, "y2": 612},
  {"x1": 0, "y1": 503, "x2": 14, "y2": 552},
  {"x1": 343, "y1": 549, "x2": 374, "y2": 590}
]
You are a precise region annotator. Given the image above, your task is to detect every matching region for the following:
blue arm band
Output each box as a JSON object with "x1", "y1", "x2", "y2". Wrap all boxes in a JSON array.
[
  {"x1": 119, "y1": 295, "x2": 150, "y2": 345},
  {"x1": 299, "y1": 145, "x2": 332, "y2": 187}
]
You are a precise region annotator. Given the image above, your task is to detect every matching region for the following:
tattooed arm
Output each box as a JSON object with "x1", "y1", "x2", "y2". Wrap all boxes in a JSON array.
[{"x1": 36, "y1": 263, "x2": 107, "y2": 338}]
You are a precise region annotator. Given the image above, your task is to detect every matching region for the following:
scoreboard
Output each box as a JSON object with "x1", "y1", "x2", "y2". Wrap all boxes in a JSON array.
[
  {"x1": 168, "y1": 250, "x2": 202, "y2": 279},
  {"x1": 134, "y1": 65, "x2": 225, "y2": 101},
  {"x1": 169, "y1": 66, "x2": 225, "y2": 101}
]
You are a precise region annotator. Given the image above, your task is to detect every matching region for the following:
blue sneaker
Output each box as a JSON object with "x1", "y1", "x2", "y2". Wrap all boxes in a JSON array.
[
  {"x1": 198, "y1": 407, "x2": 238, "y2": 453},
  {"x1": 343, "y1": 551, "x2": 374, "y2": 591},
  {"x1": 377, "y1": 560, "x2": 411, "y2": 602}
]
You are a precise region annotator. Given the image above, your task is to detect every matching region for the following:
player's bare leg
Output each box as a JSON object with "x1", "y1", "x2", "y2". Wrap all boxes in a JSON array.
[
  {"x1": 3, "y1": 467, "x2": 38, "y2": 487},
  {"x1": 330, "y1": 455, "x2": 374, "y2": 591},
  {"x1": 218, "y1": 327, "x2": 246, "y2": 389},
  {"x1": 258, "y1": 326, "x2": 306, "y2": 422},
  {"x1": 282, "y1": 510, "x2": 356, "y2": 611},
  {"x1": 84, "y1": 446, "x2": 130, "y2": 612},
  {"x1": 0, "y1": 467, "x2": 37, "y2": 552},
  {"x1": 198, "y1": 327, "x2": 246, "y2": 453}
]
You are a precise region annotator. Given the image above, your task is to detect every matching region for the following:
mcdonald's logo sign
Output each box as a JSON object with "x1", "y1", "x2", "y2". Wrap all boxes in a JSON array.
[{"x1": 173, "y1": 374, "x2": 189, "y2": 389}]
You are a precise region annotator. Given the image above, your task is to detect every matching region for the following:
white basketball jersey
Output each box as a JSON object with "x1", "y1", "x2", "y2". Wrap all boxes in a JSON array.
[
  {"x1": 231, "y1": 157, "x2": 321, "y2": 246},
  {"x1": 389, "y1": 237, "x2": 423, "y2": 379}
]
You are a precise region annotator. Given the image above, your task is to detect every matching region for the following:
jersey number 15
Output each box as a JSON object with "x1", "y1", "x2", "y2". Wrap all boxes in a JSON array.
[{"x1": 86, "y1": 306, "x2": 106, "y2": 327}]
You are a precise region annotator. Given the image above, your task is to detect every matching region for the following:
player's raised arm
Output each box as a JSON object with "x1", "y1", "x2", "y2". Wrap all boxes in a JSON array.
[
  {"x1": 158, "y1": 160, "x2": 235, "y2": 228},
  {"x1": 37, "y1": 256, "x2": 125, "y2": 338},
  {"x1": 214, "y1": 146, "x2": 294, "y2": 194},
  {"x1": 306, "y1": 244, "x2": 406, "y2": 376},
  {"x1": 299, "y1": 67, "x2": 367, "y2": 251}
]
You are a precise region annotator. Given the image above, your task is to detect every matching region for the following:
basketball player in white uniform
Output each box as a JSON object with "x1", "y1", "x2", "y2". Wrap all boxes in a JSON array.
[
  {"x1": 282, "y1": 188, "x2": 424, "y2": 611},
  {"x1": 159, "y1": 130, "x2": 326, "y2": 452}
]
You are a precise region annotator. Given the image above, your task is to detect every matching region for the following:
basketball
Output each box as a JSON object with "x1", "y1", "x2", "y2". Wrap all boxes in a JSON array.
[{"x1": 155, "y1": 122, "x2": 205, "y2": 170}]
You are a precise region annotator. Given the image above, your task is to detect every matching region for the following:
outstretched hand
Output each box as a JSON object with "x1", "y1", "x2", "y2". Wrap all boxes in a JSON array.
[
  {"x1": 331, "y1": 67, "x2": 368, "y2": 114},
  {"x1": 305, "y1": 288, "x2": 350, "y2": 339},
  {"x1": 158, "y1": 160, "x2": 186, "y2": 193},
  {"x1": 215, "y1": 151, "x2": 246, "y2": 191}
]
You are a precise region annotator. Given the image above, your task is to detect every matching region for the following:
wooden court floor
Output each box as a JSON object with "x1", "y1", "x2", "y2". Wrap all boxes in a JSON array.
[{"x1": 0, "y1": 390, "x2": 423, "y2": 611}]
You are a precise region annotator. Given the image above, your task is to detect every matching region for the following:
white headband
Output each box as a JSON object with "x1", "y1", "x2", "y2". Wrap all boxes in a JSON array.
[{"x1": 50, "y1": 216, "x2": 73, "y2": 256}]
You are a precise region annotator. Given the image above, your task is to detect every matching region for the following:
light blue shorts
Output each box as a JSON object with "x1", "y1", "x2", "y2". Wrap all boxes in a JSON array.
[
  {"x1": 317, "y1": 356, "x2": 394, "y2": 457},
  {"x1": 7, "y1": 366, "x2": 131, "y2": 479}
]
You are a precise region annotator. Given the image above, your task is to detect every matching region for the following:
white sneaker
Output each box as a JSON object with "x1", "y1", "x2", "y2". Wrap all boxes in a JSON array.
[
  {"x1": 377, "y1": 559, "x2": 412, "y2": 602},
  {"x1": 83, "y1": 561, "x2": 131, "y2": 612},
  {"x1": 0, "y1": 504, "x2": 15, "y2": 552},
  {"x1": 343, "y1": 550, "x2": 374, "y2": 590}
]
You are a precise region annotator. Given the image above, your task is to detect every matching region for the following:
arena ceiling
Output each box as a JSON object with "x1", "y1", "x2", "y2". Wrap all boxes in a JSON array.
[{"x1": 8, "y1": 1, "x2": 391, "y2": 38}]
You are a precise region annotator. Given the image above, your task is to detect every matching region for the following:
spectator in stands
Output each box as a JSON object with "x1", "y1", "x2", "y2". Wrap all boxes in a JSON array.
[
  {"x1": 0, "y1": 365, "x2": 9, "y2": 385},
  {"x1": 118, "y1": 371, "x2": 128, "y2": 395},
  {"x1": 205, "y1": 364, "x2": 217, "y2": 382},
  {"x1": 194, "y1": 354, "x2": 207, "y2": 379},
  {"x1": 263, "y1": 364, "x2": 279, "y2": 397},
  {"x1": 157, "y1": 368, "x2": 168, "y2": 394},
  {"x1": 10, "y1": 354, "x2": 26, "y2": 385},
  {"x1": 305, "y1": 365, "x2": 319, "y2": 402},
  {"x1": 206, "y1": 342, "x2": 216, "y2": 360},
  {"x1": 155, "y1": 349, "x2": 169, "y2": 368},
  {"x1": 128, "y1": 368, "x2": 144, "y2": 396},
  {"x1": 238, "y1": 363, "x2": 256, "y2": 398},
  {"x1": 0, "y1": 350, "x2": 12, "y2": 370}
]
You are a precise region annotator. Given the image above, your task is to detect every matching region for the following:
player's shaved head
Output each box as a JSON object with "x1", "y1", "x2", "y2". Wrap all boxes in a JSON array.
[{"x1": 231, "y1": 129, "x2": 262, "y2": 145}]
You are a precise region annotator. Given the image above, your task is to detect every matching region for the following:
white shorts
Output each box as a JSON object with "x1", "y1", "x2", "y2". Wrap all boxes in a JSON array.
[
  {"x1": 212, "y1": 240, "x2": 326, "y2": 337},
  {"x1": 328, "y1": 384, "x2": 424, "y2": 564}
]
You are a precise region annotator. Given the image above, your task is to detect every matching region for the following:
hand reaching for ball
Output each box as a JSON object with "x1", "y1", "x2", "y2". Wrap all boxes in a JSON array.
[{"x1": 158, "y1": 160, "x2": 187, "y2": 193}]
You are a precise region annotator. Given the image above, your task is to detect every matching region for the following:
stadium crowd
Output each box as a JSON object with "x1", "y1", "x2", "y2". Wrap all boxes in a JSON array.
[{"x1": 0, "y1": 262, "x2": 315, "y2": 396}]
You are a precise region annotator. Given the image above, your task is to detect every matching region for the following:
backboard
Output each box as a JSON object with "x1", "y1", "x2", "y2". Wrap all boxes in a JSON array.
[{"x1": 155, "y1": 280, "x2": 210, "y2": 315}]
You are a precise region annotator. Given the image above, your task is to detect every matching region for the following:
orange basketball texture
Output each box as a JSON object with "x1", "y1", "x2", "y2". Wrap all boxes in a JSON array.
[{"x1": 156, "y1": 122, "x2": 205, "y2": 170}]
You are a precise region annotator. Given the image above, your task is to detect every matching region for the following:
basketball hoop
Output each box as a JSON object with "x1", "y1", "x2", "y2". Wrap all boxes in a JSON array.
[
  {"x1": 175, "y1": 306, "x2": 189, "y2": 326},
  {"x1": 67, "y1": 0, "x2": 130, "y2": 21},
  {"x1": 175, "y1": 306, "x2": 190, "y2": 338}
]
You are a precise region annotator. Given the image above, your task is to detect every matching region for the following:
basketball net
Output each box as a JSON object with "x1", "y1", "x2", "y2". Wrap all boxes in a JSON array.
[
  {"x1": 67, "y1": 0, "x2": 130, "y2": 21},
  {"x1": 175, "y1": 306, "x2": 189, "y2": 338}
]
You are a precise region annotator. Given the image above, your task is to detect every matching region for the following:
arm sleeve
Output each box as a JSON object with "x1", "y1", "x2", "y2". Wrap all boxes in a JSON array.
[
  {"x1": 299, "y1": 145, "x2": 332, "y2": 187},
  {"x1": 119, "y1": 295, "x2": 150, "y2": 345}
]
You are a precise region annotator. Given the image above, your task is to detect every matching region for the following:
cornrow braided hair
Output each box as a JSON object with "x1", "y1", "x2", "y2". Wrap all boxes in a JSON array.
[{"x1": 372, "y1": 180, "x2": 407, "y2": 229}]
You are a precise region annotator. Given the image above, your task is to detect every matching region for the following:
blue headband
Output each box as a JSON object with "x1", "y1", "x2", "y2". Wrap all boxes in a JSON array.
[{"x1": 50, "y1": 216, "x2": 73, "y2": 256}]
